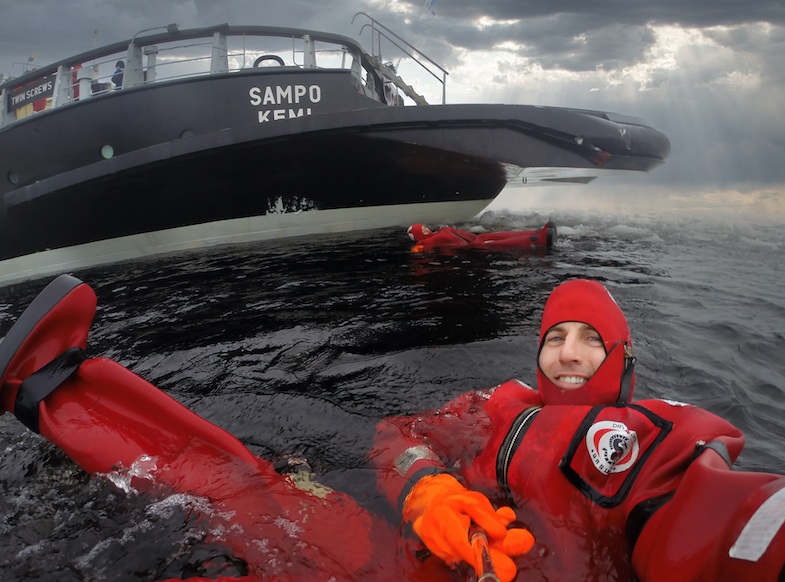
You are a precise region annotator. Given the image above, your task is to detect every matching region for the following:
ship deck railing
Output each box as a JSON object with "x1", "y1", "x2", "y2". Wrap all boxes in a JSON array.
[{"x1": 1, "y1": 22, "x2": 443, "y2": 130}]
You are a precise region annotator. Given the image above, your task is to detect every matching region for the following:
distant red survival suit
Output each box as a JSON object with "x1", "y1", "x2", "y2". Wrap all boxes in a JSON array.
[
  {"x1": 372, "y1": 280, "x2": 785, "y2": 581},
  {"x1": 0, "y1": 275, "x2": 442, "y2": 582},
  {"x1": 406, "y1": 222, "x2": 556, "y2": 253}
]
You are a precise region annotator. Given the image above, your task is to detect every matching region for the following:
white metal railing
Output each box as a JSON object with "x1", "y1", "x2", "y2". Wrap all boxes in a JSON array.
[
  {"x1": 352, "y1": 12, "x2": 448, "y2": 105},
  {"x1": 1, "y1": 24, "x2": 371, "y2": 129}
]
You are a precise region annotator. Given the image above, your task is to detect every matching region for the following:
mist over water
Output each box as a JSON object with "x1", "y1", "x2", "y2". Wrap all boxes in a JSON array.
[{"x1": 1, "y1": 195, "x2": 784, "y2": 580}]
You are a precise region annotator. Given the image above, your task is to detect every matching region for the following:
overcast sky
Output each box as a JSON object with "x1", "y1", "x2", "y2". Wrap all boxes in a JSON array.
[{"x1": 1, "y1": 0, "x2": 784, "y2": 212}]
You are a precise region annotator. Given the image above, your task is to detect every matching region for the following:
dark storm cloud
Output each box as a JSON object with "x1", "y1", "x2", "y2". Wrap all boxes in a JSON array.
[
  {"x1": 2, "y1": 0, "x2": 779, "y2": 76},
  {"x1": 389, "y1": 0, "x2": 784, "y2": 73},
  {"x1": 377, "y1": 15, "x2": 658, "y2": 73},
  {"x1": 406, "y1": 0, "x2": 785, "y2": 26}
]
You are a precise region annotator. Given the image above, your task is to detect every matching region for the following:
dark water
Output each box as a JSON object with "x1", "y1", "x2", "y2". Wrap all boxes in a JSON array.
[{"x1": 1, "y1": 207, "x2": 785, "y2": 580}]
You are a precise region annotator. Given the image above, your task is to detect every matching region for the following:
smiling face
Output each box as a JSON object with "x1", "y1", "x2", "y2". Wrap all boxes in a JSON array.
[
  {"x1": 538, "y1": 321, "x2": 608, "y2": 391},
  {"x1": 536, "y1": 279, "x2": 635, "y2": 405}
]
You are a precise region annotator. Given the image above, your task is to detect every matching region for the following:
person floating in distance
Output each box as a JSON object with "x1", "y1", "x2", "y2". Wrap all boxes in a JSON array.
[{"x1": 406, "y1": 221, "x2": 556, "y2": 253}]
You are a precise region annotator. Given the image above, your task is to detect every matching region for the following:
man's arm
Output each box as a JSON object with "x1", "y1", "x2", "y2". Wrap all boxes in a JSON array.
[
  {"x1": 369, "y1": 388, "x2": 534, "y2": 582},
  {"x1": 626, "y1": 403, "x2": 785, "y2": 581},
  {"x1": 369, "y1": 389, "x2": 493, "y2": 510},
  {"x1": 632, "y1": 442, "x2": 785, "y2": 580}
]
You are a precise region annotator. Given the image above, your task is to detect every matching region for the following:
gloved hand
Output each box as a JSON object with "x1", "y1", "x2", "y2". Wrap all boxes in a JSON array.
[{"x1": 403, "y1": 473, "x2": 534, "y2": 582}]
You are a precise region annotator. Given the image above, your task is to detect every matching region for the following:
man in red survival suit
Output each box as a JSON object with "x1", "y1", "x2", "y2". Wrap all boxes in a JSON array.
[
  {"x1": 406, "y1": 222, "x2": 556, "y2": 253},
  {"x1": 372, "y1": 278, "x2": 785, "y2": 581},
  {"x1": 0, "y1": 275, "x2": 473, "y2": 582}
]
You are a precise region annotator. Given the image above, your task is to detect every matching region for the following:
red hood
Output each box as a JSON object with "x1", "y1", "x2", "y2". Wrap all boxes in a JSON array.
[
  {"x1": 536, "y1": 279, "x2": 635, "y2": 405},
  {"x1": 407, "y1": 224, "x2": 432, "y2": 242}
]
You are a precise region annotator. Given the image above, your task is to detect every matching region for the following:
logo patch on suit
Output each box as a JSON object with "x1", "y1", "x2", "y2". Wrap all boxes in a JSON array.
[
  {"x1": 561, "y1": 404, "x2": 672, "y2": 507},
  {"x1": 586, "y1": 420, "x2": 640, "y2": 474}
]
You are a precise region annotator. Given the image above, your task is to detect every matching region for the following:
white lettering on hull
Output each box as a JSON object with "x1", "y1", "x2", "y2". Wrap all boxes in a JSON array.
[
  {"x1": 257, "y1": 108, "x2": 312, "y2": 122},
  {"x1": 249, "y1": 84, "x2": 321, "y2": 123}
]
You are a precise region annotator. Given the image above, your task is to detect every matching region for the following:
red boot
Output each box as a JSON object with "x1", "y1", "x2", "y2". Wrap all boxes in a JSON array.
[
  {"x1": 0, "y1": 274, "x2": 267, "y2": 482},
  {"x1": 0, "y1": 274, "x2": 95, "y2": 428},
  {"x1": 0, "y1": 275, "x2": 397, "y2": 580}
]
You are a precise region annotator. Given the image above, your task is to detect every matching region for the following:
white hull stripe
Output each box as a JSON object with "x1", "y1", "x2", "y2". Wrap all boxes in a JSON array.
[{"x1": 0, "y1": 199, "x2": 491, "y2": 286}]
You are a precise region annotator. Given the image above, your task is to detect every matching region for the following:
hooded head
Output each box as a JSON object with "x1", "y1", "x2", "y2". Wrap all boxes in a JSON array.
[
  {"x1": 407, "y1": 224, "x2": 433, "y2": 242},
  {"x1": 536, "y1": 279, "x2": 635, "y2": 405}
]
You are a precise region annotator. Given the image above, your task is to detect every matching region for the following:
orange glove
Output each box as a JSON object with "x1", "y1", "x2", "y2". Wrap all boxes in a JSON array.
[{"x1": 403, "y1": 474, "x2": 534, "y2": 582}]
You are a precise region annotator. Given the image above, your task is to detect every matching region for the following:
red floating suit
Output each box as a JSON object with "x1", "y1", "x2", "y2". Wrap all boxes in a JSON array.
[
  {"x1": 407, "y1": 221, "x2": 557, "y2": 253},
  {"x1": 0, "y1": 275, "x2": 421, "y2": 582}
]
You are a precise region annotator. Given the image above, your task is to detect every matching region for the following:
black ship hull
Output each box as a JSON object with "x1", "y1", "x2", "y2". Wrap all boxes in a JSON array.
[{"x1": 0, "y1": 23, "x2": 670, "y2": 284}]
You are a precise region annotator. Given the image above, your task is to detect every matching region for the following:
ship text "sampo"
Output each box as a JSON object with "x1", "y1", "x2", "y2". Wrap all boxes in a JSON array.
[{"x1": 249, "y1": 84, "x2": 321, "y2": 123}]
